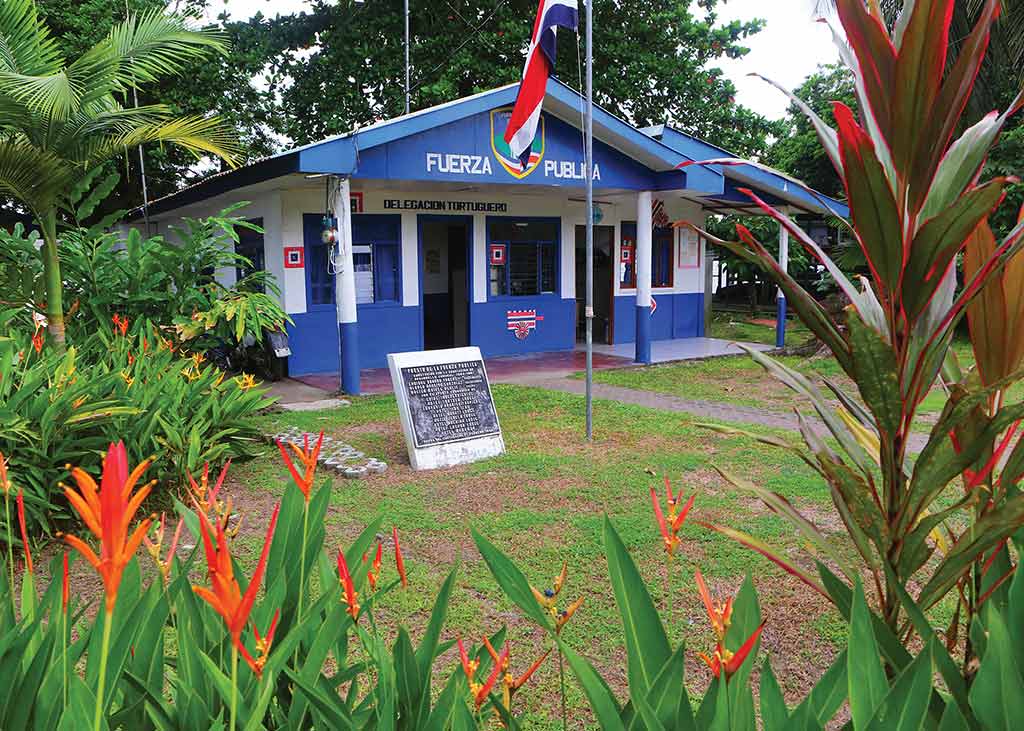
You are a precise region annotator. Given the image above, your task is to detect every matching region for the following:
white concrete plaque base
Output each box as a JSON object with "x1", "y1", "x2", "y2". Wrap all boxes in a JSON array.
[{"x1": 387, "y1": 346, "x2": 505, "y2": 470}]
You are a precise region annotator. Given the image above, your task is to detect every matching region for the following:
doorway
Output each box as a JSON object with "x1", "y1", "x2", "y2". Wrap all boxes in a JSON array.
[
  {"x1": 421, "y1": 218, "x2": 470, "y2": 350},
  {"x1": 575, "y1": 225, "x2": 615, "y2": 344}
]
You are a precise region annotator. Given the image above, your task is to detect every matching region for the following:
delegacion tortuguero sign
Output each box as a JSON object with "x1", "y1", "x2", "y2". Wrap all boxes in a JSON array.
[
  {"x1": 399, "y1": 360, "x2": 501, "y2": 448},
  {"x1": 383, "y1": 199, "x2": 509, "y2": 212}
]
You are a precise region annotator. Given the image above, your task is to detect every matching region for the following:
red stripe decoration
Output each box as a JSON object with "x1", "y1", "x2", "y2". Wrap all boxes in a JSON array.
[
  {"x1": 506, "y1": 309, "x2": 545, "y2": 340},
  {"x1": 504, "y1": 0, "x2": 579, "y2": 168}
]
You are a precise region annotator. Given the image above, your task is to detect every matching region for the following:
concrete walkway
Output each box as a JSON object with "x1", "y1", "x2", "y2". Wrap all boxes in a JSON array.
[{"x1": 534, "y1": 376, "x2": 928, "y2": 452}]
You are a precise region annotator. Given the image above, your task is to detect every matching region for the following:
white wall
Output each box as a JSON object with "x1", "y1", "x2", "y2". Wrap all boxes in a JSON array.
[{"x1": 146, "y1": 181, "x2": 710, "y2": 321}]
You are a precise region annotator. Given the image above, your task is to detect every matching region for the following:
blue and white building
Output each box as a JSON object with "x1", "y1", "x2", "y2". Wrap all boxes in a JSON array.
[{"x1": 133, "y1": 80, "x2": 846, "y2": 393}]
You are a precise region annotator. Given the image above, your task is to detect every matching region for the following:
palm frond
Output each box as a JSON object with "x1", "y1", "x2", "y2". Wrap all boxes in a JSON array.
[
  {"x1": 0, "y1": 0, "x2": 63, "y2": 75},
  {"x1": 0, "y1": 139, "x2": 72, "y2": 213},
  {"x1": 55, "y1": 103, "x2": 176, "y2": 157},
  {"x1": 91, "y1": 115, "x2": 241, "y2": 169},
  {"x1": 0, "y1": 69, "x2": 81, "y2": 123},
  {"x1": 106, "y1": 10, "x2": 227, "y2": 87}
]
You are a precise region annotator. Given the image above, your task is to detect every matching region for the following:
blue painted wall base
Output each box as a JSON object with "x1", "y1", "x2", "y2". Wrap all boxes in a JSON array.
[
  {"x1": 776, "y1": 297, "x2": 787, "y2": 349},
  {"x1": 635, "y1": 304, "x2": 652, "y2": 363},
  {"x1": 339, "y1": 321, "x2": 361, "y2": 395}
]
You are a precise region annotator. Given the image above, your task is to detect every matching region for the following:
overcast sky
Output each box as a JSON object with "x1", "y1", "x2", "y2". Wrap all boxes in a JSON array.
[{"x1": 203, "y1": 0, "x2": 839, "y2": 121}]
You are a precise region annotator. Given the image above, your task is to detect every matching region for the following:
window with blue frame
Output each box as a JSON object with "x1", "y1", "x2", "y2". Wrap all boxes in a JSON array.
[
  {"x1": 308, "y1": 215, "x2": 401, "y2": 306},
  {"x1": 653, "y1": 227, "x2": 674, "y2": 288},
  {"x1": 488, "y1": 219, "x2": 558, "y2": 297}
]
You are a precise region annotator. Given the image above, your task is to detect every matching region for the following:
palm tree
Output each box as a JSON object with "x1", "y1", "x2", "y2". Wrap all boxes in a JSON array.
[{"x1": 0, "y1": 0, "x2": 238, "y2": 350}]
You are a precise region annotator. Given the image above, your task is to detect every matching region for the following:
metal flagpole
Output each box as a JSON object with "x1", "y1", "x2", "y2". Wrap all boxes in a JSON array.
[
  {"x1": 404, "y1": 0, "x2": 411, "y2": 114},
  {"x1": 584, "y1": 0, "x2": 594, "y2": 441}
]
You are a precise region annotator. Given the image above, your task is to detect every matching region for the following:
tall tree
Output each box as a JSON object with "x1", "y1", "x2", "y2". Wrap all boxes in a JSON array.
[
  {"x1": 768, "y1": 63, "x2": 857, "y2": 198},
  {"x1": 263, "y1": 0, "x2": 782, "y2": 157},
  {"x1": 0, "y1": 0, "x2": 237, "y2": 348}
]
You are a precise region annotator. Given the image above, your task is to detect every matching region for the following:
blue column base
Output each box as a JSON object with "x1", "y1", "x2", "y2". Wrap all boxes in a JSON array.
[
  {"x1": 635, "y1": 305, "x2": 652, "y2": 364},
  {"x1": 339, "y1": 321, "x2": 361, "y2": 395},
  {"x1": 775, "y1": 297, "x2": 787, "y2": 349}
]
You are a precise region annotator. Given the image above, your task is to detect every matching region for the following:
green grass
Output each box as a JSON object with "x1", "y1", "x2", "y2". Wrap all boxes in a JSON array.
[
  {"x1": 708, "y1": 311, "x2": 812, "y2": 348},
  {"x1": 229, "y1": 384, "x2": 853, "y2": 718}
]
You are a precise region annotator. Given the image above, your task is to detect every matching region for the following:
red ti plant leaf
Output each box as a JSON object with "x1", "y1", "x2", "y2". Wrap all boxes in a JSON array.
[
  {"x1": 834, "y1": 0, "x2": 897, "y2": 143},
  {"x1": 909, "y1": 0, "x2": 1003, "y2": 218},
  {"x1": 833, "y1": 101, "x2": 903, "y2": 300},
  {"x1": 698, "y1": 521, "x2": 832, "y2": 603},
  {"x1": 890, "y1": 0, "x2": 955, "y2": 176},
  {"x1": 964, "y1": 212, "x2": 1024, "y2": 385}
]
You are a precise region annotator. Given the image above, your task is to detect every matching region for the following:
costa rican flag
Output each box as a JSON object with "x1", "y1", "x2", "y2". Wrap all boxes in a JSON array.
[
  {"x1": 507, "y1": 309, "x2": 545, "y2": 340},
  {"x1": 504, "y1": 0, "x2": 578, "y2": 169}
]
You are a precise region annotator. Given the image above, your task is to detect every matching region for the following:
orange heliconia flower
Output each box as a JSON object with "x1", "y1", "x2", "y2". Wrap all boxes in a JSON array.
[
  {"x1": 393, "y1": 526, "x2": 408, "y2": 587},
  {"x1": 0, "y1": 451, "x2": 9, "y2": 495},
  {"x1": 60, "y1": 442, "x2": 156, "y2": 613},
  {"x1": 695, "y1": 569, "x2": 733, "y2": 642},
  {"x1": 31, "y1": 327, "x2": 44, "y2": 354},
  {"x1": 277, "y1": 431, "x2": 324, "y2": 501},
  {"x1": 111, "y1": 314, "x2": 129, "y2": 336},
  {"x1": 16, "y1": 489, "x2": 32, "y2": 574},
  {"x1": 483, "y1": 636, "x2": 549, "y2": 711},
  {"x1": 240, "y1": 609, "x2": 279, "y2": 678},
  {"x1": 699, "y1": 622, "x2": 765, "y2": 679},
  {"x1": 364, "y1": 539, "x2": 383, "y2": 591},
  {"x1": 143, "y1": 512, "x2": 184, "y2": 584},
  {"x1": 337, "y1": 548, "x2": 360, "y2": 621},
  {"x1": 193, "y1": 502, "x2": 280, "y2": 647},
  {"x1": 188, "y1": 461, "x2": 231, "y2": 515},
  {"x1": 651, "y1": 478, "x2": 695, "y2": 558}
]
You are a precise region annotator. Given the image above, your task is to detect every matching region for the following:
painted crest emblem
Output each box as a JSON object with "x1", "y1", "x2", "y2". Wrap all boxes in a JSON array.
[
  {"x1": 491, "y1": 107, "x2": 545, "y2": 179},
  {"x1": 506, "y1": 309, "x2": 544, "y2": 340}
]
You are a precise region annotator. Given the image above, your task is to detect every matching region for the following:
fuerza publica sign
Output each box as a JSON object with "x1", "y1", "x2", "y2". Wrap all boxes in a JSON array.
[
  {"x1": 424, "y1": 151, "x2": 601, "y2": 182},
  {"x1": 383, "y1": 199, "x2": 509, "y2": 212}
]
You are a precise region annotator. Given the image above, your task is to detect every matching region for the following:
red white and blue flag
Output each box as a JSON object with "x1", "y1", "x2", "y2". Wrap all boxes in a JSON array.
[
  {"x1": 507, "y1": 309, "x2": 545, "y2": 340},
  {"x1": 504, "y1": 0, "x2": 579, "y2": 169}
]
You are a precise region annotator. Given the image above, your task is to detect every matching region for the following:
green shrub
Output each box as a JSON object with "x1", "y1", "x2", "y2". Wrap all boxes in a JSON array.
[{"x1": 0, "y1": 316, "x2": 273, "y2": 537}]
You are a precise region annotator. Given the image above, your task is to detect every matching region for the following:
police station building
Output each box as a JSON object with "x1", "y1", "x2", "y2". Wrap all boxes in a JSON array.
[{"x1": 135, "y1": 80, "x2": 845, "y2": 393}]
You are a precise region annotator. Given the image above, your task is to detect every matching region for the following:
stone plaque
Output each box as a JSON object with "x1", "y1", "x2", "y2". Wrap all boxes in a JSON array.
[{"x1": 388, "y1": 347, "x2": 505, "y2": 470}]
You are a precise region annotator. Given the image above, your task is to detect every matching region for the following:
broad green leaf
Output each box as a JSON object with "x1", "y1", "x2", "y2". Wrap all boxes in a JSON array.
[
  {"x1": 848, "y1": 580, "x2": 888, "y2": 730},
  {"x1": 759, "y1": 660, "x2": 790, "y2": 731},
  {"x1": 864, "y1": 640, "x2": 934, "y2": 731},
  {"x1": 471, "y1": 528, "x2": 551, "y2": 630},
  {"x1": 846, "y1": 306, "x2": 901, "y2": 436},
  {"x1": 559, "y1": 642, "x2": 624, "y2": 731},
  {"x1": 602, "y1": 516, "x2": 671, "y2": 698},
  {"x1": 968, "y1": 609, "x2": 1024, "y2": 730}
]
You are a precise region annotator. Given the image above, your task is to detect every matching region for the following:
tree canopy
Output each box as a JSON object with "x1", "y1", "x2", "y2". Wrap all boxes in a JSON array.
[{"x1": 24, "y1": 0, "x2": 783, "y2": 220}]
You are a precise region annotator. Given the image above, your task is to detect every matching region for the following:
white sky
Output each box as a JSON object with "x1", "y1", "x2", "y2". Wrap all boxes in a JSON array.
[{"x1": 203, "y1": 0, "x2": 839, "y2": 121}]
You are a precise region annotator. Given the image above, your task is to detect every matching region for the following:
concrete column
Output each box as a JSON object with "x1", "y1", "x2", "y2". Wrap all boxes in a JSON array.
[
  {"x1": 333, "y1": 177, "x2": 360, "y2": 395},
  {"x1": 635, "y1": 190, "x2": 653, "y2": 364},
  {"x1": 776, "y1": 221, "x2": 789, "y2": 349}
]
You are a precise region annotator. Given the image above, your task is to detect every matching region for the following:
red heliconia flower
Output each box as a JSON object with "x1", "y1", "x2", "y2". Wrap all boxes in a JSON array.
[
  {"x1": 695, "y1": 569, "x2": 733, "y2": 642},
  {"x1": 277, "y1": 431, "x2": 324, "y2": 501},
  {"x1": 31, "y1": 328, "x2": 44, "y2": 354},
  {"x1": 144, "y1": 512, "x2": 184, "y2": 584},
  {"x1": 16, "y1": 489, "x2": 32, "y2": 574},
  {"x1": 192, "y1": 502, "x2": 279, "y2": 648},
  {"x1": 0, "y1": 451, "x2": 9, "y2": 495},
  {"x1": 239, "y1": 609, "x2": 279, "y2": 678},
  {"x1": 650, "y1": 479, "x2": 695, "y2": 557},
  {"x1": 111, "y1": 314, "x2": 128, "y2": 336},
  {"x1": 474, "y1": 639, "x2": 509, "y2": 710},
  {"x1": 337, "y1": 548, "x2": 360, "y2": 621},
  {"x1": 393, "y1": 526, "x2": 407, "y2": 587},
  {"x1": 483, "y1": 636, "x2": 550, "y2": 709},
  {"x1": 364, "y1": 540, "x2": 383, "y2": 591},
  {"x1": 699, "y1": 622, "x2": 766, "y2": 679},
  {"x1": 188, "y1": 460, "x2": 231, "y2": 515},
  {"x1": 62, "y1": 551, "x2": 69, "y2": 612},
  {"x1": 60, "y1": 441, "x2": 156, "y2": 613},
  {"x1": 457, "y1": 636, "x2": 479, "y2": 682}
]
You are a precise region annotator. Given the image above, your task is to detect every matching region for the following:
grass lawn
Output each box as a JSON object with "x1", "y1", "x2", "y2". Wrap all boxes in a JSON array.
[
  {"x1": 708, "y1": 311, "x2": 812, "y2": 348},
  {"x1": 589, "y1": 338, "x2": 1018, "y2": 430},
  {"x1": 217, "y1": 384, "x2": 854, "y2": 727}
]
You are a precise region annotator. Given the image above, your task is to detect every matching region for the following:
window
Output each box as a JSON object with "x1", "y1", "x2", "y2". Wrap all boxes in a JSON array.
[
  {"x1": 308, "y1": 215, "x2": 401, "y2": 307},
  {"x1": 653, "y1": 227, "x2": 674, "y2": 288},
  {"x1": 234, "y1": 218, "x2": 265, "y2": 286},
  {"x1": 488, "y1": 219, "x2": 558, "y2": 297},
  {"x1": 620, "y1": 222, "x2": 637, "y2": 288}
]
